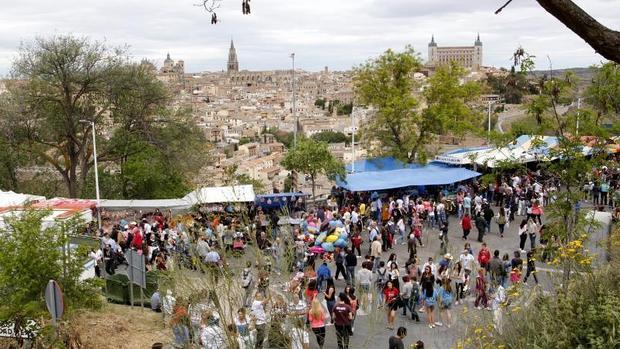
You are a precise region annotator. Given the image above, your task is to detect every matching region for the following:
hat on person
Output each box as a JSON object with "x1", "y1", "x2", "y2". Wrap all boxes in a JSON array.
[{"x1": 444, "y1": 253, "x2": 453, "y2": 260}]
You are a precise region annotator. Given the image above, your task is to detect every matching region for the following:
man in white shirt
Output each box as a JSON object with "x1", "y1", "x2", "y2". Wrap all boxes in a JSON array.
[
  {"x1": 251, "y1": 292, "x2": 269, "y2": 349},
  {"x1": 459, "y1": 249, "x2": 475, "y2": 278}
]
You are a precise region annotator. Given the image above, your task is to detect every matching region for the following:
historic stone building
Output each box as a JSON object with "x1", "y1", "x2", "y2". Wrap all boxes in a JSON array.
[
  {"x1": 227, "y1": 40, "x2": 239, "y2": 73},
  {"x1": 427, "y1": 34, "x2": 483, "y2": 71},
  {"x1": 161, "y1": 53, "x2": 184, "y2": 74}
]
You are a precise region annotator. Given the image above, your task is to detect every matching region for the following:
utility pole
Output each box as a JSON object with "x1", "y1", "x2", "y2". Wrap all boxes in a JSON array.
[
  {"x1": 351, "y1": 111, "x2": 356, "y2": 173},
  {"x1": 290, "y1": 53, "x2": 297, "y2": 147},
  {"x1": 576, "y1": 97, "x2": 581, "y2": 136}
]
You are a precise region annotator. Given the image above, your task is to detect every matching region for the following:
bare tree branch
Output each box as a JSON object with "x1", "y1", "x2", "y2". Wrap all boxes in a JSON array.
[{"x1": 494, "y1": 0, "x2": 514, "y2": 15}]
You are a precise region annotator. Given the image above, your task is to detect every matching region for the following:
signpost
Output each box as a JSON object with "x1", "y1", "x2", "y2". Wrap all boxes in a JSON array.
[
  {"x1": 127, "y1": 249, "x2": 146, "y2": 309},
  {"x1": 44, "y1": 280, "x2": 64, "y2": 327}
]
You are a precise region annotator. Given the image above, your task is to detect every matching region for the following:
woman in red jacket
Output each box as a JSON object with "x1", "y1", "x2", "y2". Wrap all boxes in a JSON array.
[{"x1": 461, "y1": 213, "x2": 472, "y2": 240}]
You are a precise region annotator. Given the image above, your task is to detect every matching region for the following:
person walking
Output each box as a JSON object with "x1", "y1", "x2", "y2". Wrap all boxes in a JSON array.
[
  {"x1": 251, "y1": 292, "x2": 269, "y2": 349},
  {"x1": 438, "y1": 279, "x2": 454, "y2": 328},
  {"x1": 334, "y1": 248, "x2": 348, "y2": 282},
  {"x1": 461, "y1": 213, "x2": 472, "y2": 240},
  {"x1": 518, "y1": 219, "x2": 528, "y2": 253},
  {"x1": 332, "y1": 293, "x2": 354, "y2": 349},
  {"x1": 475, "y1": 213, "x2": 487, "y2": 243},
  {"x1": 399, "y1": 276, "x2": 413, "y2": 318},
  {"x1": 308, "y1": 298, "x2": 326, "y2": 349},
  {"x1": 474, "y1": 268, "x2": 489, "y2": 310},
  {"x1": 345, "y1": 248, "x2": 357, "y2": 286},
  {"x1": 388, "y1": 327, "x2": 408, "y2": 349},
  {"x1": 421, "y1": 266, "x2": 438, "y2": 328},
  {"x1": 241, "y1": 261, "x2": 254, "y2": 308},
  {"x1": 527, "y1": 218, "x2": 539, "y2": 250},
  {"x1": 452, "y1": 262, "x2": 465, "y2": 305},
  {"x1": 523, "y1": 250, "x2": 539, "y2": 284},
  {"x1": 383, "y1": 280, "x2": 400, "y2": 330},
  {"x1": 324, "y1": 278, "x2": 336, "y2": 322},
  {"x1": 497, "y1": 207, "x2": 507, "y2": 238}
]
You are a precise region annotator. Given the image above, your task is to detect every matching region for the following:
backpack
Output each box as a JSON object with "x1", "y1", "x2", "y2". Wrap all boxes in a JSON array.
[
  {"x1": 377, "y1": 268, "x2": 388, "y2": 286},
  {"x1": 498, "y1": 214, "x2": 507, "y2": 225},
  {"x1": 409, "y1": 284, "x2": 420, "y2": 303}
]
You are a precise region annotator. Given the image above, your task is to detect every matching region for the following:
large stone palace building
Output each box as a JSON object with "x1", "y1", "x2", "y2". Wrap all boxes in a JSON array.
[{"x1": 427, "y1": 34, "x2": 483, "y2": 71}]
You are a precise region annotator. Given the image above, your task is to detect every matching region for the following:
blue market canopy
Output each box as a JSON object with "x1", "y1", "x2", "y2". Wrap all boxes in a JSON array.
[{"x1": 338, "y1": 158, "x2": 481, "y2": 192}]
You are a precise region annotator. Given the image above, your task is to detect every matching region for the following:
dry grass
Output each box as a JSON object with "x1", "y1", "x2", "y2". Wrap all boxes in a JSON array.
[{"x1": 72, "y1": 303, "x2": 169, "y2": 349}]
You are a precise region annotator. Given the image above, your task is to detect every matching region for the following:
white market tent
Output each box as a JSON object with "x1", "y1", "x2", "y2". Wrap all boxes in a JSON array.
[
  {"x1": 435, "y1": 135, "x2": 576, "y2": 168},
  {"x1": 0, "y1": 190, "x2": 45, "y2": 208},
  {"x1": 98, "y1": 198, "x2": 192, "y2": 212},
  {"x1": 183, "y1": 185, "x2": 256, "y2": 205}
]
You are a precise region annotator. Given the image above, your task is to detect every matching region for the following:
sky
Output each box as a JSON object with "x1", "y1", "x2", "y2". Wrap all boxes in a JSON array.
[{"x1": 0, "y1": 0, "x2": 617, "y2": 75}]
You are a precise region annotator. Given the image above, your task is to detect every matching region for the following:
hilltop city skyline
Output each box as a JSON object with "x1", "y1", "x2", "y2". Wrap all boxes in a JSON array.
[{"x1": 0, "y1": 0, "x2": 618, "y2": 75}]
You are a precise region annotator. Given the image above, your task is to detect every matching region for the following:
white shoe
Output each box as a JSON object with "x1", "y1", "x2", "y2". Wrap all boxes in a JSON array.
[{"x1": 435, "y1": 322, "x2": 443, "y2": 327}]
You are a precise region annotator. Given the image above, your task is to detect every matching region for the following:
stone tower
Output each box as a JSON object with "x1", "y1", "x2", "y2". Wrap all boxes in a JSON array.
[
  {"x1": 227, "y1": 40, "x2": 239, "y2": 73},
  {"x1": 474, "y1": 33, "x2": 483, "y2": 70},
  {"x1": 428, "y1": 35, "x2": 437, "y2": 64}
]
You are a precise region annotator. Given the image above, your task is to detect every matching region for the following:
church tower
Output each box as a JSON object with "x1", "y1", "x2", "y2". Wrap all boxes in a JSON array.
[
  {"x1": 428, "y1": 35, "x2": 437, "y2": 65},
  {"x1": 474, "y1": 33, "x2": 483, "y2": 70},
  {"x1": 227, "y1": 40, "x2": 239, "y2": 73}
]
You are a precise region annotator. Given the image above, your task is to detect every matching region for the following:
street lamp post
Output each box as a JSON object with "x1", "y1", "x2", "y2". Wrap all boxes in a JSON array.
[
  {"x1": 290, "y1": 53, "x2": 297, "y2": 147},
  {"x1": 80, "y1": 120, "x2": 101, "y2": 229}
]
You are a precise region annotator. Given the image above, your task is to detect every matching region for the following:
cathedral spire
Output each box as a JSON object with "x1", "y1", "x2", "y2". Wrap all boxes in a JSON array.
[{"x1": 227, "y1": 40, "x2": 239, "y2": 73}]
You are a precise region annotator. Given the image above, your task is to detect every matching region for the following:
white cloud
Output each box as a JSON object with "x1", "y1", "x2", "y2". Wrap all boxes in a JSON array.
[{"x1": 0, "y1": 0, "x2": 617, "y2": 75}]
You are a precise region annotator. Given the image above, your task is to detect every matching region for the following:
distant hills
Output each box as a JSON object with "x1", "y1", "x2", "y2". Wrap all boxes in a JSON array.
[{"x1": 529, "y1": 67, "x2": 594, "y2": 81}]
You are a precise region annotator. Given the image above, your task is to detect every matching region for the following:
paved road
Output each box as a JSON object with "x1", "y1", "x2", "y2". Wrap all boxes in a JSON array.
[
  {"x1": 496, "y1": 104, "x2": 571, "y2": 134},
  {"x1": 305, "y1": 208, "x2": 557, "y2": 349}
]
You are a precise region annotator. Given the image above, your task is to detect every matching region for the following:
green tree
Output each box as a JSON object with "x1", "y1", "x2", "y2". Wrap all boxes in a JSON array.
[
  {"x1": 311, "y1": 130, "x2": 350, "y2": 144},
  {"x1": 354, "y1": 47, "x2": 480, "y2": 163},
  {"x1": 314, "y1": 98, "x2": 326, "y2": 109},
  {"x1": 281, "y1": 137, "x2": 345, "y2": 198},
  {"x1": 586, "y1": 62, "x2": 620, "y2": 124},
  {"x1": 0, "y1": 209, "x2": 101, "y2": 344},
  {"x1": 2, "y1": 37, "x2": 208, "y2": 199},
  {"x1": 6, "y1": 35, "x2": 127, "y2": 197}
]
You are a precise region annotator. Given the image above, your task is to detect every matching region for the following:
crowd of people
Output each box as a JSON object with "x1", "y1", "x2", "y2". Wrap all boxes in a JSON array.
[{"x1": 85, "y1": 164, "x2": 619, "y2": 349}]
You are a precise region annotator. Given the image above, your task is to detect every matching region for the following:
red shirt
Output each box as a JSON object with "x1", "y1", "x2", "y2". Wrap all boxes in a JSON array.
[
  {"x1": 351, "y1": 234, "x2": 362, "y2": 247},
  {"x1": 478, "y1": 248, "x2": 490, "y2": 265},
  {"x1": 383, "y1": 287, "x2": 400, "y2": 305},
  {"x1": 132, "y1": 231, "x2": 143, "y2": 250},
  {"x1": 462, "y1": 216, "x2": 472, "y2": 230}
]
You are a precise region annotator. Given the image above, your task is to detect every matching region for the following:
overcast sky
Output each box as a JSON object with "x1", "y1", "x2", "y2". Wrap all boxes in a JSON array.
[{"x1": 0, "y1": 0, "x2": 617, "y2": 75}]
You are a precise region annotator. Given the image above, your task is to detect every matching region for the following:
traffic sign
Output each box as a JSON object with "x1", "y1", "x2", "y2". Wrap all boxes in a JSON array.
[{"x1": 44, "y1": 280, "x2": 64, "y2": 326}]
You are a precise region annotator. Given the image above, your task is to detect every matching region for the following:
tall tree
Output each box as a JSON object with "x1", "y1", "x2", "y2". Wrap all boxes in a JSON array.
[
  {"x1": 354, "y1": 47, "x2": 480, "y2": 163},
  {"x1": 586, "y1": 62, "x2": 620, "y2": 124},
  {"x1": 7, "y1": 36, "x2": 126, "y2": 197},
  {"x1": 281, "y1": 137, "x2": 345, "y2": 198}
]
